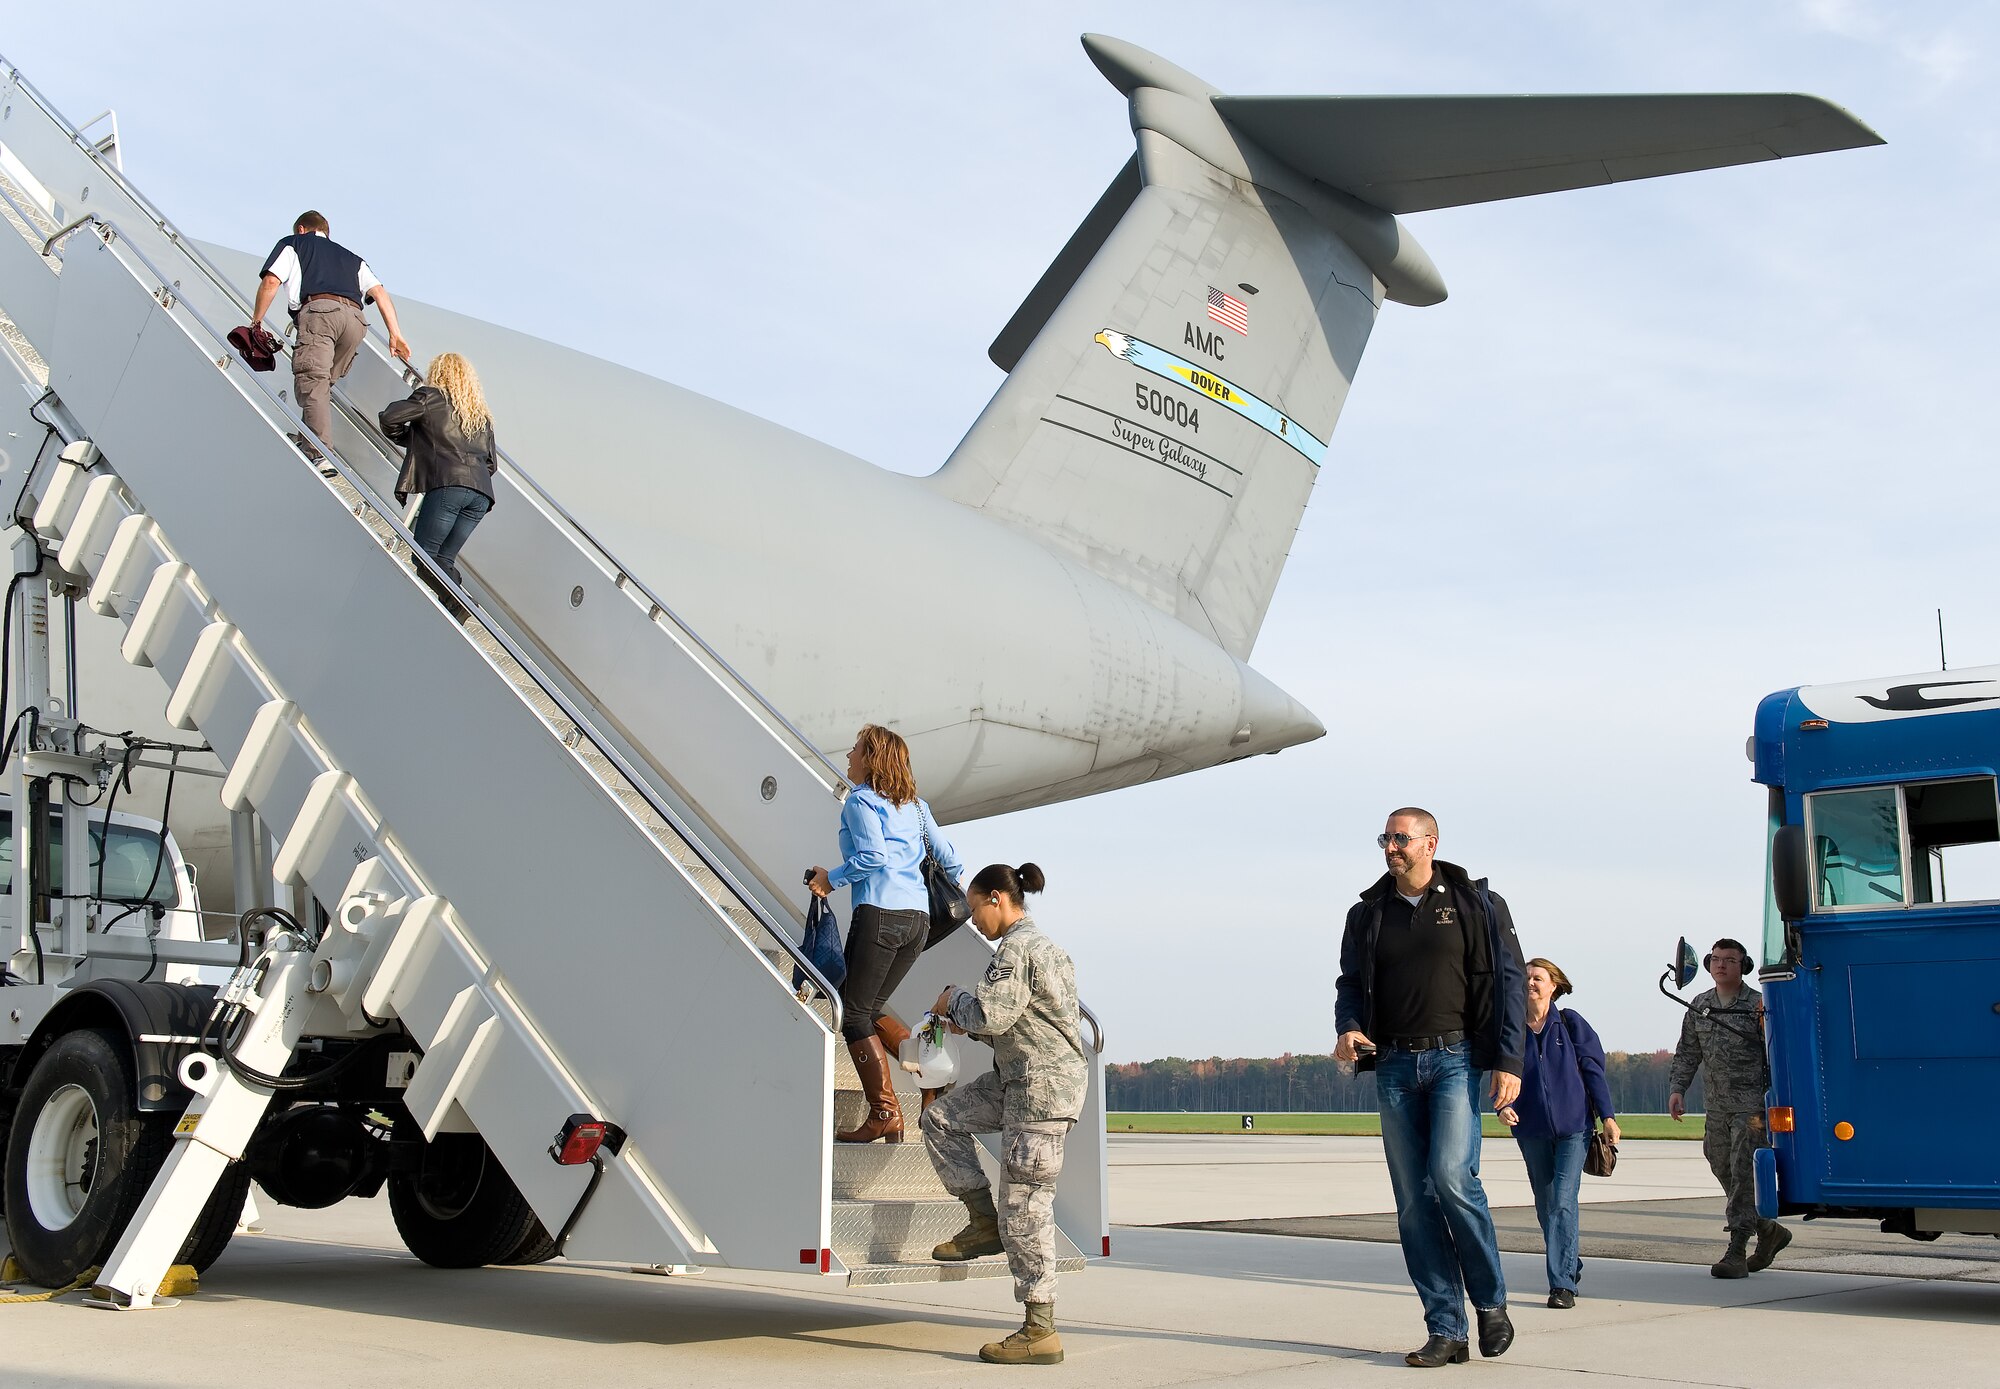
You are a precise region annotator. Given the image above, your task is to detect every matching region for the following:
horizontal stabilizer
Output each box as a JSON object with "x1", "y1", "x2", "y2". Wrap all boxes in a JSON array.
[{"x1": 1212, "y1": 93, "x2": 1885, "y2": 214}]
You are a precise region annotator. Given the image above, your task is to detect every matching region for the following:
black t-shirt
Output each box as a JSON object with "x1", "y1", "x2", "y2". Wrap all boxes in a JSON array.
[{"x1": 1371, "y1": 883, "x2": 1469, "y2": 1040}]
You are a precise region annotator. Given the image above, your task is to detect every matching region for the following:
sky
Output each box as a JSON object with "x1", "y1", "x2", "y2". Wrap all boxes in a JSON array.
[{"x1": 4, "y1": 1, "x2": 1994, "y2": 1063}]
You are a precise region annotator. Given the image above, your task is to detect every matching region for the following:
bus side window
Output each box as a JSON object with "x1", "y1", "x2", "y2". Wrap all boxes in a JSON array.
[{"x1": 1809, "y1": 786, "x2": 1904, "y2": 908}]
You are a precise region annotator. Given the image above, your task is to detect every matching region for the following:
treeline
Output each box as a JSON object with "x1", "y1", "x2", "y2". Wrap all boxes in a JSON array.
[{"x1": 1107, "y1": 1050, "x2": 1707, "y2": 1115}]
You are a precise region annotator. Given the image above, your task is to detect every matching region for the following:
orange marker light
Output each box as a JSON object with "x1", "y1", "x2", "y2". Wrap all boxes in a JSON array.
[
  {"x1": 1833, "y1": 1121, "x2": 1855, "y2": 1141},
  {"x1": 1768, "y1": 1106, "x2": 1795, "y2": 1133}
]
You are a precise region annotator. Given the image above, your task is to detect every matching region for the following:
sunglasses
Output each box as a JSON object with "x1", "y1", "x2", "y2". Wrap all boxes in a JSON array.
[{"x1": 1376, "y1": 832, "x2": 1433, "y2": 849}]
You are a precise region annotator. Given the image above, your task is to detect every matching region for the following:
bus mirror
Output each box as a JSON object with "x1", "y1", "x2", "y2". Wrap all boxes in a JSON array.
[
  {"x1": 1772, "y1": 822, "x2": 1809, "y2": 921},
  {"x1": 1673, "y1": 937, "x2": 1698, "y2": 990}
]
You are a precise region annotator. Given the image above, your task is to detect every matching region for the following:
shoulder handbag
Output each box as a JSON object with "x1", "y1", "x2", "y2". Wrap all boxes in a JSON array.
[
  {"x1": 917, "y1": 801, "x2": 970, "y2": 949},
  {"x1": 1584, "y1": 1125, "x2": 1618, "y2": 1178},
  {"x1": 1561, "y1": 1009, "x2": 1618, "y2": 1177},
  {"x1": 793, "y1": 894, "x2": 847, "y2": 997}
]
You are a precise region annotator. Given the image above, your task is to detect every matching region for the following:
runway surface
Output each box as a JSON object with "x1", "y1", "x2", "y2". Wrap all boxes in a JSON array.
[
  {"x1": 3, "y1": 1134, "x2": 1994, "y2": 1387},
  {"x1": 1181, "y1": 1196, "x2": 2000, "y2": 1278}
]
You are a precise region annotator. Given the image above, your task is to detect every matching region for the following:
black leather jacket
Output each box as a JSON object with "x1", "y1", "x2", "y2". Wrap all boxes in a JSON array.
[
  {"x1": 1334, "y1": 859, "x2": 1528, "y2": 1077},
  {"x1": 381, "y1": 386, "x2": 497, "y2": 505}
]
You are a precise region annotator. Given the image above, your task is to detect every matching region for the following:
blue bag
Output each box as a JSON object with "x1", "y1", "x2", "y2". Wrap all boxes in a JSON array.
[{"x1": 794, "y1": 895, "x2": 847, "y2": 995}]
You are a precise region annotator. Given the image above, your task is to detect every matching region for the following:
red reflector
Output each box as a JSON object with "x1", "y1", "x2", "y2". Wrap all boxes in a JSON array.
[
  {"x1": 800, "y1": 1248, "x2": 817, "y2": 1265},
  {"x1": 821, "y1": 1248, "x2": 832, "y2": 1274},
  {"x1": 548, "y1": 1113, "x2": 625, "y2": 1168},
  {"x1": 1102, "y1": 1236, "x2": 1111, "y2": 1257},
  {"x1": 554, "y1": 1122, "x2": 607, "y2": 1165}
]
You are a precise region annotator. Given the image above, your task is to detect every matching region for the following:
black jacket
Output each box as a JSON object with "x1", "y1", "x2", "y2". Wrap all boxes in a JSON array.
[
  {"x1": 1334, "y1": 859, "x2": 1528, "y2": 1077},
  {"x1": 381, "y1": 386, "x2": 497, "y2": 505}
]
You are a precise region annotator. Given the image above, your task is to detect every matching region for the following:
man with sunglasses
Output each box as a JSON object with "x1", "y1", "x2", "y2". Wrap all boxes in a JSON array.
[{"x1": 1336, "y1": 808, "x2": 1527, "y2": 1368}]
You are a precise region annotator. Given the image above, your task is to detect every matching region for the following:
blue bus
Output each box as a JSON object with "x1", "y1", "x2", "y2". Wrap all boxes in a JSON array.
[{"x1": 1700, "y1": 668, "x2": 2000, "y2": 1240}]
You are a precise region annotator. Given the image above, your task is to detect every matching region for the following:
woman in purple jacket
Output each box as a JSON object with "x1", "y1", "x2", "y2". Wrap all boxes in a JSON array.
[{"x1": 1498, "y1": 957, "x2": 1621, "y2": 1308}]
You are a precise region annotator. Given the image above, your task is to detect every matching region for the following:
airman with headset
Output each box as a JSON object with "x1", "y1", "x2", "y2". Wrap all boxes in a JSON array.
[{"x1": 1668, "y1": 938, "x2": 1790, "y2": 1277}]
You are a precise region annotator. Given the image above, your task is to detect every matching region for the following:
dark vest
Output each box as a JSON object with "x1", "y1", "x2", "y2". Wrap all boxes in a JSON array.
[{"x1": 261, "y1": 233, "x2": 369, "y2": 310}]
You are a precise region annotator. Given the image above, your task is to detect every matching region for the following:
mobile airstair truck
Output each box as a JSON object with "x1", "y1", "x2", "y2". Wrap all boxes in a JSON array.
[{"x1": 0, "y1": 59, "x2": 1106, "y2": 1307}]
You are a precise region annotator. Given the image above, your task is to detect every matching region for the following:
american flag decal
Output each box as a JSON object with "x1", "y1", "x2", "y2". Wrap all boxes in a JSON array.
[{"x1": 1207, "y1": 286, "x2": 1249, "y2": 336}]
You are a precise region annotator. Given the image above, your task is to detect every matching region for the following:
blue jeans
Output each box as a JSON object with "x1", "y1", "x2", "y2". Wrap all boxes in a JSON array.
[
  {"x1": 412, "y1": 486, "x2": 491, "y2": 585},
  {"x1": 1376, "y1": 1043, "x2": 1508, "y2": 1339},
  {"x1": 1515, "y1": 1130, "x2": 1587, "y2": 1293}
]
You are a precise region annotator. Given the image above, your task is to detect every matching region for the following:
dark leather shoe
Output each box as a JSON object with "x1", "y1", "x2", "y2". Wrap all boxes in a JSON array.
[
  {"x1": 1547, "y1": 1289, "x2": 1575, "y2": 1309},
  {"x1": 1476, "y1": 1305, "x2": 1514, "y2": 1357},
  {"x1": 1404, "y1": 1335, "x2": 1469, "y2": 1367}
]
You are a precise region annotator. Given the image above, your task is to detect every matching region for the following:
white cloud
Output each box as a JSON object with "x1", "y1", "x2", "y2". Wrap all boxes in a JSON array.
[{"x1": 1796, "y1": 0, "x2": 1979, "y2": 87}]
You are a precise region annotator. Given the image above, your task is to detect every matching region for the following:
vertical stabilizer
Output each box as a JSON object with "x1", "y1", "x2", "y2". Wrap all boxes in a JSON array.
[
  {"x1": 928, "y1": 39, "x2": 1399, "y2": 661},
  {"x1": 929, "y1": 35, "x2": 1881, "y2": 661}
]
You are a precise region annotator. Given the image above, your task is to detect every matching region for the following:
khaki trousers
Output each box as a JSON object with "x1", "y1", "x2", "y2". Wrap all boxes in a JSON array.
[{"x1": 291, "y1": 298, "x2": 366, "y2": 440}]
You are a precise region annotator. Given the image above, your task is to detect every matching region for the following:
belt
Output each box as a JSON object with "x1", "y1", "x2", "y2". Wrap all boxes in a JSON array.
[
  {"x1": 303, "y1": 292, "x2": 362, "y2": 309},
  {"x1": 1385, "y1": 1030, "x2": 1465, "y2": 1052}
]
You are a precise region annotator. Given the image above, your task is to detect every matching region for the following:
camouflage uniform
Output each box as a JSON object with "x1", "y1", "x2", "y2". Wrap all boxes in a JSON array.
[
  {"x1": 922, "y1": 914, "x2": 1087, "y2": 1303},
  {"x1": 1668, "y1": 985, "x2": 1770, "y2": 1234}
]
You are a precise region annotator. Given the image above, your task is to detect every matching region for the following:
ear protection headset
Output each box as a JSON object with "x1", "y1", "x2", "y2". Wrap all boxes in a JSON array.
[{"x1": 1703, "y1": 949, "x2": 1755, "y2": 973}]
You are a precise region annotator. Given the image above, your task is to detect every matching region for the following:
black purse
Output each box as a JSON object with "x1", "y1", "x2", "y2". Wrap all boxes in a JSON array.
[{"x1": 918, "y1": 802, "x2": 969, "y2": 948}]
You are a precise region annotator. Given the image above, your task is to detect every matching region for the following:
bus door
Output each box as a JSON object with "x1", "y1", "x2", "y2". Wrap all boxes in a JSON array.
[{"x1": 1803, "y1": 778, "x2": 2000, "y2": 1197}]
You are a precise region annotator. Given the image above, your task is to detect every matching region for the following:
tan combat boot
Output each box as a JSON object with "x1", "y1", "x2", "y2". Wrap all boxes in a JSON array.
[
  {"x1": 1748, "y1": 1219, "x2": 1792, "y2": 1272},
  {"x1": 980, "y1": 1301, "x2": 1063, "y2": 1364},
  {"x1": 1710, "y1": 1229, "x2": 1751, "y2": 1279},
  {"x1": 933, "y1": 1187, "x2": 1004, "y2": 1261}
]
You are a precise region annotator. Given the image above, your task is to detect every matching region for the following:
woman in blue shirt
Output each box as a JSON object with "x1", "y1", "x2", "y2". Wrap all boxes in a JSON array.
[
  {"x1": 807, "y1": 724, "x2": 962, "y2": 1143},
  {"x1": 1497, "y1": 958, "x2": 1621, "y2": 1308}
]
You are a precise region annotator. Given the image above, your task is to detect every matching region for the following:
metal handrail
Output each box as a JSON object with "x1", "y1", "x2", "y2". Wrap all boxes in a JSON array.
[
  {"x1": 0, "y1": 55, "x2": 848, "y2": 794},
  {"x1": 42, "y1": 216, "x2": 845, "y2": 1031},
  {"x1": 1079, "y1": 1001, "x2": 1105, "y2": 1055},
  {"x1": 344, "y1": 368, "x2": 847, "y2": 793},
  {"x1": 41, "y1": 214, "x2": 95, "y2": 257},
  {"x1": 2, "y1": 58, "x2": 260, "y2": 322},
  {"x1": 436, "y1": 403, "x2": 847, "y2": 791}
]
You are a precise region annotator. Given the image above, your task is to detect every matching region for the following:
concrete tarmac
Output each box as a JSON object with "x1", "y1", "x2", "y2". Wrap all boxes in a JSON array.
[
  {"x1": 1109, "y1": 1134, "x2": 1719, "y2": 1223},
  {"x1": 3, "y1": 1135, "x2": 1996, "y2": 1387},
  {"x1": 1188, "y1": 1197, "x2": 2000, "y2": 1277}
]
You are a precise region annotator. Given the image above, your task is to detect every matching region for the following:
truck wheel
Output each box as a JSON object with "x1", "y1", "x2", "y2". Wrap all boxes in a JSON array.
[
  {"x1": 387, "y1": 1124, "x2": 539, "y2": 1269},
  {"x1": 2, "y1": 1028, "x2": 255, "y2": 1286},
  {"x1": 498, "y1": 1216, "x2": 559, "y2": 1265},
  {"x1": 3, "y1": 1028, "x2": 167, "y2": 1286},
  {"x1": 178, "y1": 1160, "x2": 254, "y2": 1274}
]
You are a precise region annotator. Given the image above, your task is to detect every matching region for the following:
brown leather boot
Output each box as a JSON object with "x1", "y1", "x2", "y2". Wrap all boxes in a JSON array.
[
  {"x1": 874, "y1": 1013, "x2": 912, "y2": 1062},
  {"x1": 873, "y1": 1014, "x2": 942, "y2": 1114},
  {"x1": 835, "y1": 1035, "x2": 904, "y2": 1144}
]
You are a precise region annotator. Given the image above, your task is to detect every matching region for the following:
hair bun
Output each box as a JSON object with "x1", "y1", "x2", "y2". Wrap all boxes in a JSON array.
[{"x1": 1015, "y1": 862, "x2": 1047, "y2": 894}]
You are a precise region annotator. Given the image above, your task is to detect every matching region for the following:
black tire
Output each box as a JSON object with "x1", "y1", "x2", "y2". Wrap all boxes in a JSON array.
[
  {"x1": 498, "y1": 1216, "x2": 560, "y2": 1265},
  {"x1": 2, "y1": 1028, "x2": 256, "y2": 1286},
  {"x1": 178, "y1": 1159, "x2": 254, "y2": 1274},
  {"x1": 3, "y1": 1028, "x2": 168, "y2": 1286},
  {"x1": 386, "y1": 1123, "x2": 540, "y2": 1269}
]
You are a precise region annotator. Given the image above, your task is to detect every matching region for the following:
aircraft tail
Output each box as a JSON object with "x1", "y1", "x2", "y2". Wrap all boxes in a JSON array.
[{"x1": 928, "y1": 34, "x2": 1881, "y2": 660}]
